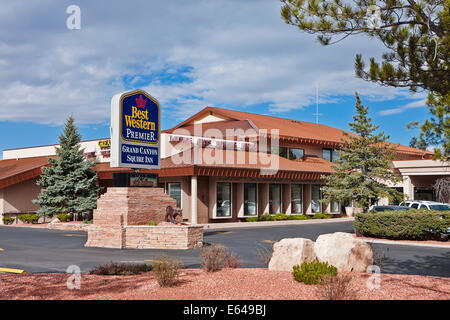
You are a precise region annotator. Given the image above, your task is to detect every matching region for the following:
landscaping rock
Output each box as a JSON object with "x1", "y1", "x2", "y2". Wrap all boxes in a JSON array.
[
  {"x1": 314, "y1": 232, "x2": 373, "y2": 272},
  {"x1": 268, "y1": 238, "x2": 316, "y2": 271}
]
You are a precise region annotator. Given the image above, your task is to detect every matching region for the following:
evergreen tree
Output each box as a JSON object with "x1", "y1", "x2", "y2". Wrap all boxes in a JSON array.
[
  {"x1": 321, "y1": 93, "x2": 404, "y2": 212},
  {"x1": 33, "y1": 116, "x2": 101, "y2": 220},
  {"x1": 408, "y1": 91, "x2": 449, "y2": 161},
  {"x1": 280, "y1": 0, "x2": 449, "y2": 160}
]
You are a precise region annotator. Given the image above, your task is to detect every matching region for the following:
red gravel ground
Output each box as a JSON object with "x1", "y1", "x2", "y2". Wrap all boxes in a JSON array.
[{"x1": 0, "y1": 268, "x2": 449, "y2": 300}]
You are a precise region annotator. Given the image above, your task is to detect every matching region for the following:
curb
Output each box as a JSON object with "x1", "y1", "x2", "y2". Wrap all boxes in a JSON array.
[{"x1": 360, "y1": 238, "x2": 450, "y2": 249}]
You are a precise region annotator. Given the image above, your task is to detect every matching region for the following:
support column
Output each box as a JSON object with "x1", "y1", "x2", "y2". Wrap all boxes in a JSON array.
[
  {"x1": 283, "y1": 184, "x2": 291, "y2": 214},
  {"x1": 404, "y1": 176, "x2": 415, "y2": 201},
  {"x1": 259, "y1": 183, "x2": 269, "y2": 215},
  {"x1": 191, "y1": 175, "x2": 198, "y2": 225},
  {"x1": 236, "y1": 182, "x2": 244, "y2": 218},
  {"x1": 304, "y1": 184, "x2": 312, "y2": 215}
]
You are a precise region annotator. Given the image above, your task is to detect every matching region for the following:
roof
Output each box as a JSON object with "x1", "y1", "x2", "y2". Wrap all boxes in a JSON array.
[
  {"x1": 165, "y1": 106, "x2": 432, "y2": 156},
  {"x1": 0, "y1": 156, "x2": 51, "y2": 189}
]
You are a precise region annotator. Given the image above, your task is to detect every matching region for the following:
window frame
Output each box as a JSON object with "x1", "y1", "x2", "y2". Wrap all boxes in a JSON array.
[
  {"x1": 215, "y1": 181, "x2": 233, "y2": 219},
  {"x1": 165, "y1": 182, "x2": 182, "y2": 208},
  {"x1": 288, "y1": 148, "x2": 305, "y2": 160},
  {"x1": 311, "y1": 184, "x2": 322, "y2": 214},
  {"x1": 242, "y1": 183, "x2": 258, "y2": 217},
  {"x1": 322, "y1": 148, "x2": 332, "y2": 162},
  {"x1": 290, "y1": 184, "x2": 303, "y2": 214},
  {"x1": 269, "y1": 183, "x2": 283, "y2": 214}
]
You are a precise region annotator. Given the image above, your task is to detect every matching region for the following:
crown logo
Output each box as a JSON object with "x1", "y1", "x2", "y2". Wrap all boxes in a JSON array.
[{"x1": 135, "y1": 95, "x2": 147, "y2": 108}]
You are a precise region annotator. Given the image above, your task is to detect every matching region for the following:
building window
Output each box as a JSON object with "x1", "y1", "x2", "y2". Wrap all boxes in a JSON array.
[
  {"x1": 332, "y1": 150, "x2": 340, "y2": 163},
  {"x1": 291, "y1": 184, "x2": 303, "y2": 214},
  {"x1": 244, "y1": 183, "x2": 257, "y2": 216},
  {"x1": 322, "y1": 148, "x2": 332, "y2": 162},
  {"x1": 288, "y1": 148, "x2": 304, "y2": 160},
  {"x1": 166, "y1": 183, "x2": 181, "y2": 208},
  {"x1": 269, "y1": 183, "x2": 282, "y2": 214},
  {"x1": 271, "y1": 146, "x2": 288, "y2": 159},
  {"x1": 311, "y1": 184, "x2": 321, "y2": 213},
  {"x1": 216, "y1": 182, "x2": 232, "y2": 217},
  {"x1": 330, "y1": 201, "x2": 340, "y2": 213}
]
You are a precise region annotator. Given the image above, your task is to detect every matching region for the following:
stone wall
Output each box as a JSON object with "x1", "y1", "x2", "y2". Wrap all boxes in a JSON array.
[
  {"x1": 125, "y1": 225, "x2": 203, "y2": 249},
  {"x1": 85, "y1": 187, "x2": 204, "y2": 249}
]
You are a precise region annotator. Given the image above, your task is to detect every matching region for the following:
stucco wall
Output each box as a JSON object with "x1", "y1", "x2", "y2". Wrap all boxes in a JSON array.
[{"x1": 2, "y1": 178, "x2": 40, "y2": 214}]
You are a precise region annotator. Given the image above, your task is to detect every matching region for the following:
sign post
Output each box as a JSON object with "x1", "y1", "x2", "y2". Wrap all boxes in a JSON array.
[{"x1": 110, "y1": 89, "x2": 161, "y2": 170}]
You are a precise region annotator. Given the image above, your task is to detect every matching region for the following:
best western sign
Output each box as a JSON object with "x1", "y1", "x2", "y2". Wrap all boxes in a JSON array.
[{"x1": 110, "y1": 89, "x2": 160, "y2": 169}]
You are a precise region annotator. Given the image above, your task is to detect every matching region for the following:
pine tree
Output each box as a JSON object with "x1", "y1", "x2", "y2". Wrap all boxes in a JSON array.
[
  {"x1": 280, "y1": 0, "x2": 449, "y2": 160},
  {"x1": 321, "y1": 93, "x2": 404, "y2": 212},
  {"x1": 33, "y1": 116, "x2": 101, "y2": 220}
]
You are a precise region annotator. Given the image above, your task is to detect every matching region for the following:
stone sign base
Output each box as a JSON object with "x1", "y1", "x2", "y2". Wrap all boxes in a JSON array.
[
  {"x1": 85, "y1": 224, "x2": 203, "y2": 249},
  {"x1": 84, "y1": 187, "x2": 203, "y2": 249}
]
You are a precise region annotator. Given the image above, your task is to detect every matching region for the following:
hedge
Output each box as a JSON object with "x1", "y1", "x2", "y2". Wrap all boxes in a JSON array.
[
  {"x1": 2, "y1": 217, "x2": 15, "y2": 225},
  {"x1": 245, "y1": 213, "x2": 333, "y2": 222},
  {"x1": 354, "y1": 210, "x2": 450, "y2": 240},
  {"x1": 18, "y1": 213, "x2": 39, "y2": 224}
]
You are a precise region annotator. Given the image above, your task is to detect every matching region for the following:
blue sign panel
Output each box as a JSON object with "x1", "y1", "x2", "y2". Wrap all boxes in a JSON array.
[
  {"x1": 120, "y1": 91, "x2": 159, "y2": 145},
  {"x1": 121, "y1": 143, "x2": 159, "y2": 166}
]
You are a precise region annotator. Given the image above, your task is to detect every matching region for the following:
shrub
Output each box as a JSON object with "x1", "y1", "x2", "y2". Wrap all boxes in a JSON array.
[
  {"x1": 2, "y1": 217, "x2": 15, "y2": 225},
  {"x1": 18, "y1": 213, "x2": 39, "y2": 224},
  {"x1": 89, "y1": 262, "x2": 152, "y2": 275},
  {"x1": 254, "y1": 243, "x2": 274, "y2": 267},
  {"x1": 57, "y1": 213, "x2": 73, "y2": 222},
  {"x1": 147, "y1": 221, "x2": 158, "y2": 226},
  {"x1": 292, "y1": 260, "x2": 338, "y2": 285},
  {"x1": 224, "y1": 252, "x2": 242, "y2": 268},
  {"x1": 259, "y1": 214, "x2": 273, "y2": 221},
  {"x1": 245, "y1": 217, "x2": 259, "y2": 222},
  {"x1": 354, "y1": 210, "x2": 450, "y2": 240},
  {"x1": 312, "y1": 213, "x2": 333, "y2": 219},
  {"x1": 291, "y1": 215, "x2": 308, "y2": 220},
  {"x1": 83, "y1": 219, "x2": 93, "y2": 224},
  {"x1": 152, "y1": 256, "x2": 182, "y2": 287},
  {"x1": 201, "y1": 244, "x2": 229, "y2": 272},
  {"x1": 201, "y1": 244, "x2": 241, "y2": 272},
  {"x1": 315, "y1": 273, "x2": 358, "y2": 300}
]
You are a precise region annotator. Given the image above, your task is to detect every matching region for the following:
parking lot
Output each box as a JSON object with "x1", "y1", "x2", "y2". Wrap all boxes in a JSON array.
[{"x1": 0, "y1": 221, "x2": 449, "y2": 277}]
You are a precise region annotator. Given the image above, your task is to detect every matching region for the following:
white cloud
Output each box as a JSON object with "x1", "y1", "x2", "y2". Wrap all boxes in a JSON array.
[
  {"x1": 379, "y1": 99, "x2": 427, "y2": 116},
  {"x1": 0, "y1": 0, "x2": 423, "y2": 125}
]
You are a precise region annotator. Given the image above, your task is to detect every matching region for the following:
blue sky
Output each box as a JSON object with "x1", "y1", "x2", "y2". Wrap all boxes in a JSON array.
[{"x1": 0, "y1": 0, "x2": 428, "y2": 157}]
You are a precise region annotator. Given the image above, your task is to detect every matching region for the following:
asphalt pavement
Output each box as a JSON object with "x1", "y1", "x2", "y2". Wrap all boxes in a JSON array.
[{"x1": 0, "y1": 221, "x2": 449, "y2": 277}]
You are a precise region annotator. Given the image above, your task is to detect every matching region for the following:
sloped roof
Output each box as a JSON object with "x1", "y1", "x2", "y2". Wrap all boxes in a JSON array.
[
  {"x1": 0, "y1": 156, "x2": 51, "y2": 189},
  {"x1": 165, "y1": 106, "x2": 432, "y2": 156}
]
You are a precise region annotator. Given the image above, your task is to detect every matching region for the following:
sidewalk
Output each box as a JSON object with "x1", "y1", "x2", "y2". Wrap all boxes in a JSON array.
[{"x1": 199, "y1": 217, "x2": 355, "y2": 230}]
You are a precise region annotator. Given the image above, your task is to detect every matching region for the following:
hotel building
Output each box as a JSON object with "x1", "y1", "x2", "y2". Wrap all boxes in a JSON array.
[{"x1": 1, "y1": 107, "x2": 448, "y2": 224}]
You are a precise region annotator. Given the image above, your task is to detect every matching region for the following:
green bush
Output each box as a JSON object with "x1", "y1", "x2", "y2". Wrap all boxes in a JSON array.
[
  {"x1": 259, "y1": 214, "x2": 273, "y2": 221},
  {"x1": 57, "y1": 213, "x2": 73, "y2": 222},
  {"x1": 292, "y1": 260, "x2": 338, "y2": 285},
  {"x1": 147, "y1": 221, "x2": 158, "y2": 226},
  {"x1": 292, "y1": 215, "x2": 308, "y2": 220},
  {"x1": 312, "y1": 213, "x2": 333, "y2": 219},
  {"x1": 244, "y1": 212, "x2": 331, "y2": 222},
  {"x1": 18, "y1": 213, "x2": 39, "y2": 224},
  {"x1": 2, "y1": 217, "x2": 15, "y2": 225},
  {"x1": 354, "y1": 210, "x2": 450, "y2": 240},
  {"x1": 83, "y1": 220, "x2": 93, "y2": 224}
]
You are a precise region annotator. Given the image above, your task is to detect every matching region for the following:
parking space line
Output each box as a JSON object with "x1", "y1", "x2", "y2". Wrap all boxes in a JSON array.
[{"x1": 0, "y1": 267, "x2": 26, "y2": 274}]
